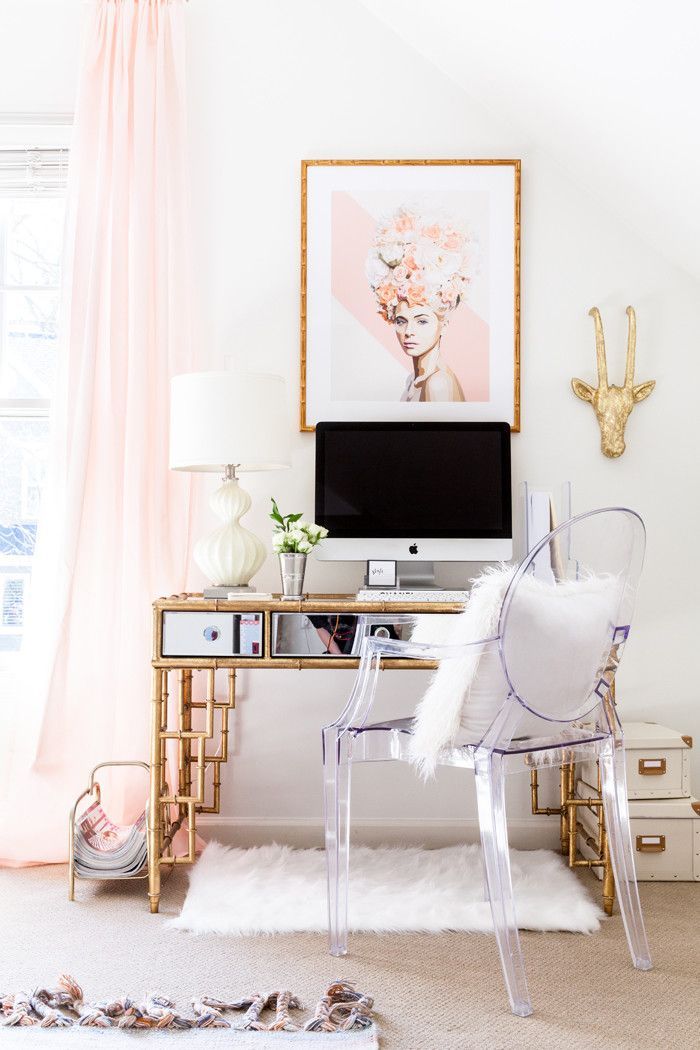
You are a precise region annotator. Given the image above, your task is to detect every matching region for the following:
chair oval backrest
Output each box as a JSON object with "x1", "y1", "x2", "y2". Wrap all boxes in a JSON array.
[{"x1": 498, "y1": 508, "x2": 645, "y2": 724}]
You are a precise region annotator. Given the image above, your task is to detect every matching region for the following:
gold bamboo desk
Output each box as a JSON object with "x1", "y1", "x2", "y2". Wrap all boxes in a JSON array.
[
  {"x1": 148, "y1": 591, "x2": 463, "y2": 913},
  {"x1": 531, "y1": 760, "x2": 615, "y2": 915},
  {"x1": 148, "y1": 592, "x2": 614, "y2": 914}
]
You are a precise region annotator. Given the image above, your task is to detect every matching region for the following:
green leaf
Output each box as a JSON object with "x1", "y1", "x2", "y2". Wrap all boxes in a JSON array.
[
  {"x1": 269, "y1": 498, "x2": 285, "y2": 526},
  {"x1": 286, "y1": 512, "x2": 303, "y2": 524}
]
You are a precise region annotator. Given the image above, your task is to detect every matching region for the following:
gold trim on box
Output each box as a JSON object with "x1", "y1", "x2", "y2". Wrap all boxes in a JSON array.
[
  {"x1": 638, "y1": 757, "x2": 666, "y2": 776},
  {"x1": 636, "y1": 834, "x2": 666, "y2": 854},
  {"x1": 299, "y1": 158, "x2": 522, "y2": 433}
]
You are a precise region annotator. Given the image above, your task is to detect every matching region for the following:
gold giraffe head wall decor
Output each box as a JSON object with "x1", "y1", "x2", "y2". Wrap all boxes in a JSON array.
[{"x1": 571, "y1": 306, "x2": 655, "y2": 458}]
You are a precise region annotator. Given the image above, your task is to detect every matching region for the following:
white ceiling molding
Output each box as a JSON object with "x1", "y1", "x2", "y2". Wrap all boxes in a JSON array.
[{"x1": 358, "y1": 0, "x2": 700, "y2": 281}]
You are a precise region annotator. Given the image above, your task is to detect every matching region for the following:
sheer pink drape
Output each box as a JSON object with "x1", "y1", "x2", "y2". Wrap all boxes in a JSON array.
[{"x1": 0, "y1": 0, "x2": 194, "y2": 864}]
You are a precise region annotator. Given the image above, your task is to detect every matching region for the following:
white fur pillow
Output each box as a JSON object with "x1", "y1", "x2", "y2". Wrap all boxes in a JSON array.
[
  {"x1": 409, "y1": 565, "x2": 515, "y2": 777},
  {"x1": 408, "y1": 566, "x2": 621, "y2": 777},
  {"x1": 502, "y1": 573, "x2": 621, "y2": 722}
]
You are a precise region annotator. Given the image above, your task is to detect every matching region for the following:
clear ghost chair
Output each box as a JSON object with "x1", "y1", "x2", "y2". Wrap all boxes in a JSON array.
[{"x1": 322, "y1": 508, "x2": 652, "y2": 1017}]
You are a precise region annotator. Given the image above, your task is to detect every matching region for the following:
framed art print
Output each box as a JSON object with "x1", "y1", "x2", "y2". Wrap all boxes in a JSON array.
[{"x1": 300, "y1": 159, "x2": 521, "y2": 431}]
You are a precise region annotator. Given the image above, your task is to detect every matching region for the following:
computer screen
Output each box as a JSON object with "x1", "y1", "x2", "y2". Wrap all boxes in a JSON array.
[{"x1": 315, "y1": 422, "x2": 512, "y2": 562}]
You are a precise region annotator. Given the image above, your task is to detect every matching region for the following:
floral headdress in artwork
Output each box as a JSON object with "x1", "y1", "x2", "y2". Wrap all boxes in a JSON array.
[{"x1": 365, "y1": 206, "x2": 477, "y2": 323}]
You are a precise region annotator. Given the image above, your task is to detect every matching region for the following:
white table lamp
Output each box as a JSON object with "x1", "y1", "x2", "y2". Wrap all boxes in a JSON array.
[{"x1": 170, "y1": 371, "x2": 290, "y2": 593}]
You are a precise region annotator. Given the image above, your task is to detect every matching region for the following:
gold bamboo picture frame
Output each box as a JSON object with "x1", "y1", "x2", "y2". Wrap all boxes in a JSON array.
[{"x1": 300, "y1": 159, "x2": 521, "y2": 432}]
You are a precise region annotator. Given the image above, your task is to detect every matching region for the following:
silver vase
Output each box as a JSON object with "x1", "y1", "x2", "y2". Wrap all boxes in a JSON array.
[{"x1": 278, "y1": 552, "x2": 307, "y2": 599}]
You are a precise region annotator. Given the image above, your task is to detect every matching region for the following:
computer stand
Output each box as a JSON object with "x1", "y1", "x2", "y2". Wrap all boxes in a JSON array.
[{"x1": 392, "y1": 561, "x2": 437, "y2": 590}]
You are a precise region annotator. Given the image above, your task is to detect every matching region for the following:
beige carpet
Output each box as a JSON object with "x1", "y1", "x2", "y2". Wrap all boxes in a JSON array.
[{"x1": 0, "y1": 863, "x2": 698, "y2": 1049}]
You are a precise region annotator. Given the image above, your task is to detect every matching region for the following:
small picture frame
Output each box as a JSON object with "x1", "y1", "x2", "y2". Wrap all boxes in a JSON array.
[{"x1": 366, "y1": 560, "x2": 397, "y2": 588}]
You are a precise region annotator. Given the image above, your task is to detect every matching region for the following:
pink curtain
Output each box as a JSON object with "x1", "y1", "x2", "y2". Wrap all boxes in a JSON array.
[{"x1": 0, "y1": 0, "x2": 194, "y2": 864}]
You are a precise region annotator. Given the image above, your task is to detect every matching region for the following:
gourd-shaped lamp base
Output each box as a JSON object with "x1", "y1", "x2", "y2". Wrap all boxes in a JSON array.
[
  {"x1": 194, "y1": 475, "x2": 265, "y2": 587},
  {"x1": 169, "y1": 372, "x2": 291, "y2": 586}
]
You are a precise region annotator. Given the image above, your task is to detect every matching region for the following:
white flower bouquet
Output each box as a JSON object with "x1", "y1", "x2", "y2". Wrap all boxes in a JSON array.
[{"x1": 270, "y1": 498, "x2": 329, "y2": 554}]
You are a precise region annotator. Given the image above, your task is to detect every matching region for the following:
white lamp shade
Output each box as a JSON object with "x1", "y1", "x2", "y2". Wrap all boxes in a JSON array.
[{"x1": 170, "y1": 371, "x2": 291, "y2": 472}]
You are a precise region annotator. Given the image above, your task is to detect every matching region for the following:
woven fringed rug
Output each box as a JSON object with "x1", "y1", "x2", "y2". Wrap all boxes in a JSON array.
[
  {"x1": 0, "y1": 1031, "x2": 379, "y2": 1047},
  {"x1": 0, "y1": 977, "x2": 378, "y2": 1046}
]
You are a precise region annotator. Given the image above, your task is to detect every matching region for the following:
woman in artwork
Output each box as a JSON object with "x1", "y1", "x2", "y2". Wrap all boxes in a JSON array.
[{"x1": 365, "y1": 207, "x2": 477, "y2": 403}]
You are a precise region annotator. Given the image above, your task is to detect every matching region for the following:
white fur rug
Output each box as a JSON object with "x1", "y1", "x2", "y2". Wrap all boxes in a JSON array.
[{"x1": 170, "y1": 843, "x2": 603, "y2": 936}]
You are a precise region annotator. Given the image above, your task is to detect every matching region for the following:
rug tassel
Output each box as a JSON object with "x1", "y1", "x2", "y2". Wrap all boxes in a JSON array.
[
  {"x1": 29, "y1": 992, "x2": 72, "y2": 1028},
  {"x1": 304, "y1": 980, "x2": 375, "y2": 1032},
  {"x1": 57, "y1": 974, "x2": 112, "y2": 1027},
  {"x1": 200, "y1": 995, "x2": 261, "y2": 1012},
  {"x1": 1, "y1": 992, "x2": 36, "y2": 1027},
  {"x1": 241, "y1": 993, "x2": 268, "y2": 1031},
  {"x1": 142, "y1": 993, "x2": 193, "y2": 1029},
  {"x1": 266, "y1": 990, "x2": 302, "y2": 1031},
  {"x1": 93, "y1": 996, "x2": 144, "y2": 1029},
  {"x1": 191, "y1": 998, "x2": 230, "y2": 1028}
]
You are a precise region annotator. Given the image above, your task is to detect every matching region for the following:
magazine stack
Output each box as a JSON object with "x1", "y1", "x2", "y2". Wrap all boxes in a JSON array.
[{"x1": 73, "y1": 800, "x2": 147, "y2": 879}]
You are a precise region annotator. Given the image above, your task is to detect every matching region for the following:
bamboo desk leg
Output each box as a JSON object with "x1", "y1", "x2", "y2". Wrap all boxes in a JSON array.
[
  {"x1": 148, "y1": 668, "x2": 163, "y2": 914},
  {"x1": 532, "y1": 761, "x2": 615, "y2": 916},
  {"x1": 602, "y1": 825, "x2": 614, "y2": 916}
]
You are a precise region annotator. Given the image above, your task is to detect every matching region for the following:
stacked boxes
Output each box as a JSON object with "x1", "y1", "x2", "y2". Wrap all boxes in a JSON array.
[{"x1": 577, "y1": 722, "x2": 699, "y2": 882}]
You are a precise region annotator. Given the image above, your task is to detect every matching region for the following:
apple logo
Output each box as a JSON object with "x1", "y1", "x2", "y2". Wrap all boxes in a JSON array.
[{"x1": 409, "y1": 543, "x2": 418, "y2": 555}]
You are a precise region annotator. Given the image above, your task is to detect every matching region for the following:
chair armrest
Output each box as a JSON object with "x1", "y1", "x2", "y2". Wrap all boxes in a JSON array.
[
  {"x1": 354, "y1": 614, "x2": 422, "y2": 626},
  {"x1": 363, "y1": 634, "x2": 499, "y2": 661},
  {"x1": 349, "y1": 614, "x2": 421, "y2": 656},
  {"x1": 325, "y1": 634, "x2": 500, "y2": 733}
]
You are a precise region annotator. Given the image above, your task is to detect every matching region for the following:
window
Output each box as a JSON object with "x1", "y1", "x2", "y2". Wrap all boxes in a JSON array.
[
  {"x1": 0, "y1": 126, "x2": 69, "y2": 667},
  {"x1": 2, "y1": 578, "x2": 25, "y2": 627}
]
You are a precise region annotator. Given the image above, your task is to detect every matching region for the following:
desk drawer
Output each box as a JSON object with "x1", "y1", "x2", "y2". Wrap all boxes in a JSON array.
[
  {"x1": 270, "y1": 612, "x2": 404, "y2": 658},
  {"x1": 162, "y1": 611, "x2": 263, "y2": 657}
]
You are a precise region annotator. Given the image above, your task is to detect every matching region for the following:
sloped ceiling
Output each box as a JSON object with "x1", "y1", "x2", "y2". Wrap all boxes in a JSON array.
[{"x1": 358, "y1": 0, "x2": 700, "y2": 280}]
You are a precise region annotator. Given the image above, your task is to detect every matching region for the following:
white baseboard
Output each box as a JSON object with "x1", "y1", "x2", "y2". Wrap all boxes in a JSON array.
[{"x1": 196, "y1": 816, "x2": 560, "y2": 850}]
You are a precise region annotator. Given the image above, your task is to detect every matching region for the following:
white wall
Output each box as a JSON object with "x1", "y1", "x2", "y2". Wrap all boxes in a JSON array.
[
  {"x1": 2, "y1": 0, "x2": 698, "y2": 846},
  {"x1": 184, "y1": 0, "x2": 700, "y2": 844},
  {"x1": 0, "y1": 0, "x2": 81, "y2": 114},
  {"x1": 359, "y1": 0, "x2": 700, "y2": 283}
]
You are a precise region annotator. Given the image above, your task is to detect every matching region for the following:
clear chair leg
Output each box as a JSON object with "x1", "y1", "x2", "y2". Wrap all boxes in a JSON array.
[
  {"x1": 475, "y1": 754, "x2": 533, "y2": 1017},
  {"x1": 599, "y1": 745, "x2": 652, "y2": 970},
  {"x1": 323, "y1": 726, "x2": 352, "y2": 957}
]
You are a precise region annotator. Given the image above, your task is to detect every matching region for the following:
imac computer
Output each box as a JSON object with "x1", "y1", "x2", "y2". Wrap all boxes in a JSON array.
[{"x1": 314, "y1": 421, "x2": 512, "y2": 588}]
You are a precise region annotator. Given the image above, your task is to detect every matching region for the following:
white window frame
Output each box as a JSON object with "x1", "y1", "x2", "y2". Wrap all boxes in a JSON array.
[
  {"x1": 0, "y1": 118, "x2": 71, "y2": 656},
  {"x1": 0, "y1": 116, "x2": 71, "y2": 427}
]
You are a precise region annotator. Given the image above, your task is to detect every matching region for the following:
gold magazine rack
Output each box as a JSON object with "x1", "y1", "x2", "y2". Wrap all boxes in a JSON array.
[{"x1": 69, "y1": 760, "x2": 150, "y2": 901}]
